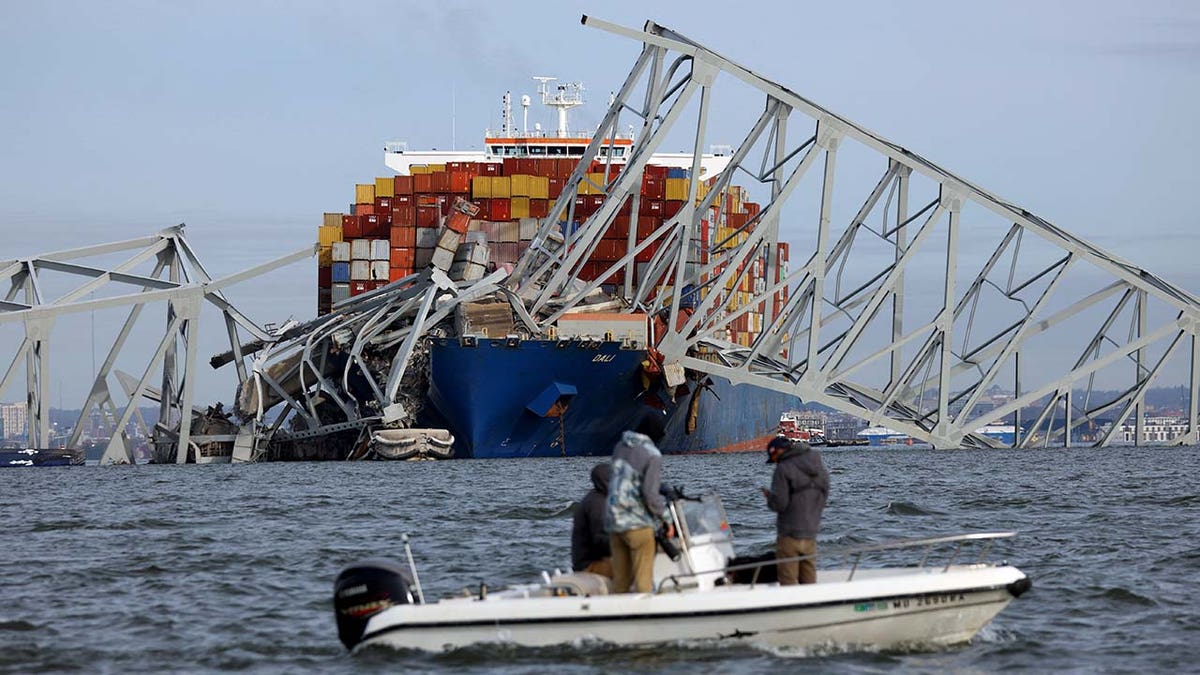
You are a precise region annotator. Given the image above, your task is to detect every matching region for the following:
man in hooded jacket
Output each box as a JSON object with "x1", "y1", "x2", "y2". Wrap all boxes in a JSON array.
[
  {"x1": 762, "y1": 436, "x2": 830, "y2": 585},
  {"x1": 571, "y1": 462, "x2": 613, "y2": 577},
  {"x1": 606, "y1": 413, "x2": 671, "y2": 593}
]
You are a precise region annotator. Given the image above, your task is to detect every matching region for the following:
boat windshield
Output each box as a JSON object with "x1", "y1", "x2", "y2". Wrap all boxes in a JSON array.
[{"x1": 677, "y1": 493, "x2": 733, "y2": 545}]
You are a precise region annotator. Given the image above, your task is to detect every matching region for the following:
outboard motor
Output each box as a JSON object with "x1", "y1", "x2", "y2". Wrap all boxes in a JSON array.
[{"x1": 333, "y1": 558, "x2": 415, "y2": 650}]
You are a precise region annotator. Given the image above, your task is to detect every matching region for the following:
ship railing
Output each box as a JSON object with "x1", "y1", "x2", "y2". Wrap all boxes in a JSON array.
[{"x1": 655, "y1": 531, "x2": 1017, "y2": 593}]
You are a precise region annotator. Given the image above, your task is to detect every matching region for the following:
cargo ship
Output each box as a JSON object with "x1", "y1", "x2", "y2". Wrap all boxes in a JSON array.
[{"x1": 305, "y1": 79, "x2": 799, "y2": 459}]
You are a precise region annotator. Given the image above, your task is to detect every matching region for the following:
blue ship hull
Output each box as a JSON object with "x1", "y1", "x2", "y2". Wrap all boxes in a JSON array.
[{"x1": 426, "y1": 338, "x2": 797, "y2": 459}]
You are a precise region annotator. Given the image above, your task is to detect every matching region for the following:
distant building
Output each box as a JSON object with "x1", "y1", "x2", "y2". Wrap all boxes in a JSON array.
[
  {"x1": 0, "y1": 402, "x2": 28, "y2": 440},
  {"x1": 1119, "y1": 416, "x2": 1189, "y2": 443}
]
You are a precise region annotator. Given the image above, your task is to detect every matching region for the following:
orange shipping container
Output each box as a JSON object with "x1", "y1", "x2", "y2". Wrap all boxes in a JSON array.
[
  {"x1": 413, "y1": 173, "x2": 433, "y2": 193},
  {"x1": 389, "y1": 266, "x2": 413, "y2": 282},
  {"x1": 448, "y1": 170, "x2": 471, "y2": 194},
  {"x1": 390, "y1": 247, "x2": 415, "y2": 269},
  {"x1": 390, "y1": 225, "x2": 416, "y2": 247},
  {"x1": 393, "y1": 175, "x2": 414, "y2": 195},
  {"x1": 432, "y1": 171, "x2": 450, "y2": 193}
]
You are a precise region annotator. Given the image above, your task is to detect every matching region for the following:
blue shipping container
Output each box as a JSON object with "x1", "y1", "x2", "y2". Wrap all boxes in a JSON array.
[
  {"x1": 667, "y1": 167, "x2": 689, "y2": 179},
  {"x1": 332, "y1": 262, "x2": 351, "y2": 283}
]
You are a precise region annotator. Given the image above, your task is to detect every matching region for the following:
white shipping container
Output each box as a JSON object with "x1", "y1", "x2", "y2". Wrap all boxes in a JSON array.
[
  {"x1": 437, "y1": 229, "x2": 462, "y2": 252},
  {"x1": 350, "y1": 260, "x2": 371, "y2": 281},
  {"x1": 557, "y1": 313, "x2": 648, "y2": 344},
  {"x1": 518, "y1": 217, "x2": 539, "y2": 240},
  {"x1": 332, "y1": 241, "x2": 351, "y2": 262},
  {"x1": 331, "y1": 283, "x2": 351, "y2": 303},
  {"x1": 370, "y1": 260, "x2": 390, "y2": 281},
  {"x1": 370, "y1": 239, "x2": 390, "y2": 261},
  {"x1": 431, "y1": 246, "x2": 455, "y2": 271},
  {"x1": 465, "y1": 231, "x2": 488, "y2": 244},
  {"x1": 351, "y1": 239, "x2": 371, "y2": 260}
]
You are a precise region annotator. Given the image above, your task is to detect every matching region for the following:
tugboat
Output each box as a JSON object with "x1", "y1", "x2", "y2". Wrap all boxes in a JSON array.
[{"x1": 777, "y1": 411, "x2": 827, "y2": 446}]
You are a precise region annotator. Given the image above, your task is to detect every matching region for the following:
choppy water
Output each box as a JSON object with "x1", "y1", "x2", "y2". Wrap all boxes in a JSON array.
[{"x1": 2, "y1": 446, "x2": 1198, "y2": 673}]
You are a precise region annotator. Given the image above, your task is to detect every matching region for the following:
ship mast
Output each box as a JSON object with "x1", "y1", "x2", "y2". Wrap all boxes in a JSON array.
[{"x1": 533, "y1": 76, "x2": 584, "y2": 138}]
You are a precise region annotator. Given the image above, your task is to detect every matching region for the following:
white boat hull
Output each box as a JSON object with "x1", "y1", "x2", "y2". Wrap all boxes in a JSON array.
[{"x1": 357, "y1": 565, "x2": 1027, "y2": 653}]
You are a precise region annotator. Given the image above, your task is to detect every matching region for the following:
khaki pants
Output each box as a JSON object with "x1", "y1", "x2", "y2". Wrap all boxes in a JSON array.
[
  {"x1": 583, "y1": 557, "x2": 613, "y2": 579},
  {"x1": 777, "y1": 536, "x2": 817, "y2": 585},
  {"x1": 610, "y1": 527, "x2": 656, "y2": 593}
]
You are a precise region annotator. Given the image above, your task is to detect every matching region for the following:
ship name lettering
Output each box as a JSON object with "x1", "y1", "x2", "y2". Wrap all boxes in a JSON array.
[{"x1": 592, "y1": 354, "x2": 615, "y2": 363}]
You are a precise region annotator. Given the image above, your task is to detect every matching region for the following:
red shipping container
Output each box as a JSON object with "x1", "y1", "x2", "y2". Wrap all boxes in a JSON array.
[
  {"x1": 502, "y1": 158, "x2": 519, "y2": 176},
  {"x1": 393, "y1": 175, "x2": 414, "y2": 195},
  {"x1": 516, "y1": 158, "x2": 536, "y2": 175},
  {"x1": 375, "y1": 196, "x2": 393, "y2": 210},
  {"x1": 415, "y1": 193, "x2": 438, "y2": 206},
  {"x1": 587, "y1": 195, "x2": 605, "y2": 211},
  {"x1": 356, "y1": 203, "x2": 378, "y2": 216},
  {"x1": 431, "y1": 171, "x2": 450, "y2": 193},
  {"x1": 413, "y1": 173, "x2": 433, "y2": 193},
  {"x1": 548, "y1": 177, "x2": 564, "y2": 199},
  {"x1": 481, "y1": 162, "x2": 502, "y2": 176},
  {"x1": 341, "y1": 214, "x2": 356, "y2": 229},
  {"x1": 727, "y1": 212, "x2": 751, "y2": 231},
  {"x1": 573, "y1": 195, "x2": 593, "y2": 218},
  {"x1": 350, "y1": 280, "x2": 371, "y2": 296},
  {"x1": 636, "y1": 216, "x2": 661, "y2": 238},
  {"x1": 391, "y1": 205, "x2": 416, "y2": 227},
  {"x1": 416, "y1": 205, "x2": 440, "y2": 228},
  {"x1": 343, "y1": 216, "x2": 363, "y2": 239},
  {"x1": 640, "y1": 199, "x2": 664, "y2": 217},
  {"x1": 663, "y1": 200, "x2": 684, "y2": 218},
  {"x1": 317, "y1": 265, "x2": 332, "y2": 288},
  {"x1": 635, "y1": 240, "x2": 659, "y2": 263},
  {"x1": 610, "y1": 215, "x2": 632, "y2": 240},
  {"x1": 644, "y1": 165, "x2": 668, "y2": 181},
  {"x1": 389, "y1": 266, "x2": 413, "y2": 282},
  {"x1": 448, "y1": 170, "x2": 471, "y2": 194},
  {"x1": 392, "y1": 194, "x2": 413, "y2": 206},
  {"x1": 487, "y1": 198, "x2": 510, "y2": 221},
  {"x1": 390, "y1": 246, "x2": 415, "y2": 269},
  {"x1": 555, "y1": 158, "x2": 576, "y2": 179},
  {"x1": 390, "y1": 225, "x2": 416, "y2": 247},
  {"x1": 529, "y1": 198, "x2": 549, "y2": 219},
  {"x1": 642, "y1": 177, "x2": 666, "y2": 201}
]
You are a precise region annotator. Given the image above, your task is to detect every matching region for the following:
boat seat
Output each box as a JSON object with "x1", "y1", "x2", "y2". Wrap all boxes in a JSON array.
[{"x1": 548, "y1": 572, "x2": 614, "y2": 596}]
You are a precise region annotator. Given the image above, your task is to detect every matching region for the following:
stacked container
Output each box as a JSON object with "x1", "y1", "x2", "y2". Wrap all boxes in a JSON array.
[{"x1": 316, "y1": 159, "x2": 785, "y2": 342}]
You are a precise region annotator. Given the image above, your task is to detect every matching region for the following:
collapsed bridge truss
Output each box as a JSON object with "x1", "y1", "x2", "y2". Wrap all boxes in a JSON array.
[{"x1": 508, "y1": 17, "x2": 1200, "y2": 448}]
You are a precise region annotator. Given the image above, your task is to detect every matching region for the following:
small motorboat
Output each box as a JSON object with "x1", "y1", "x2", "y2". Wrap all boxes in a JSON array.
[{"x1": 333, "y1": 491, "x2": 1031, "y2": 653}]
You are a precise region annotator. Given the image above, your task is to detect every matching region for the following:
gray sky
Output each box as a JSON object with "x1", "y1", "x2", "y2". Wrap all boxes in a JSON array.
[{"x1": 1, "y1": 0, "x2": 1198, "y2": 406}]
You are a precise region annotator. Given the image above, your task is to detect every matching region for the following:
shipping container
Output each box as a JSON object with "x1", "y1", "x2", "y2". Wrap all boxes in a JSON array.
[
  {"x1": 356, "y1": 183, "x2": 375, "y2": 204},
  {"x1": 370, "y1": 260, "x2": 390, "y2": 281},
  {"x1": 390, "y1": 246, "x2": 415, "y2": 269},
  {"x1": 318, "y1": 225, "x2": 343, "y2": 247},
  {"x1": 529, "y1": 198, "x2": 549, "y2": 219},
  {"x1": 413, "y1": 173, "x2": 433, "y2": 193},
  {"x1": 375, "y1": 196, "x2": 392, "y2": 211},
  {"x1": 415, "y1": 226, "x2": 440, "y2": 248},
  {"x1": 486, "y1": 198, "x2": 510, "y2": 221},
  {"x1": 490, "y1": 176, "x2": 512, "y2": 199},
  {"x1": 332, "y1": 241, "x2": 351, "y2": 262},
  {"x1": 416, "y1": 205, "x2": 440, "y2": 228},
  {"x1": 375, "y1": 177, "x2": 394, "y2": 198},
  {"x1": 393, "y1": 174, "x2": 414, "y2": 195},
  {"x1": 331, "y1": 283, "x2": 351, "y2": 303},
  {"x1": 471, "y1": 175, "x2": 491, "y2": 199},
  {"x1": 388, "y1": 266, "x2": 413, "y2": 282},
  {"x1": 391, "y1": 205, "x2": 416, "y2": 227},
  {"x1": 415, "y1": 247, "x2": 434, "y2": 268},
  {"x1": 350, "y1": 260, "x2": 371, "y2": 281},
  {"x1": 350, "y1": 239, "x2": 371, "y2": 260},
  {"x1": 370, "y1": 239, "x2": 390, "y2": 261},
  {"x1": 510, "y1": 196, "x2": 530, "y2": 219},
  {"x1": 317, "y1": 247, "x2": 333, "y2": 266},
  {"x1": 323, "y1": 213, "x2": 343, "y2": 228},
  {"x1": 390, "y1": 224, "x2": 416, "y2": 248}
]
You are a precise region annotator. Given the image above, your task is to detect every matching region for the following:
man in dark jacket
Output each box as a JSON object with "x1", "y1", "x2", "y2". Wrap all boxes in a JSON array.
[
  {"x1": 762, "y1": 436, "x2": 829, "y2": 585},
  {"x1": 571, "y1": 462, "x2": 613, "y2": 577}
]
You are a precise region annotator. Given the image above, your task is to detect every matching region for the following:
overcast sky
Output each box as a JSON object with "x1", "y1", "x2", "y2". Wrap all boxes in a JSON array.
[{"x1": 1, "y1": 0, "x2": 1197, "y2": 407}]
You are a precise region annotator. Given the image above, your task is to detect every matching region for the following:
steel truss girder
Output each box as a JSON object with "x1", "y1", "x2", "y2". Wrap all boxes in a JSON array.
[
  {"x1": 0, "y1": 225, "x2": 314, "y2": 462},
  {"x1": 503, "y1": 16, "x2": 1200, "y2": 449}
]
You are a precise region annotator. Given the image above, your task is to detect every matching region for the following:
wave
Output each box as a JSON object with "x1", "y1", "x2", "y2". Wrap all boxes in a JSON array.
[{"x1": 884, "y1": 501, "x2": 943, "y2": 516}]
